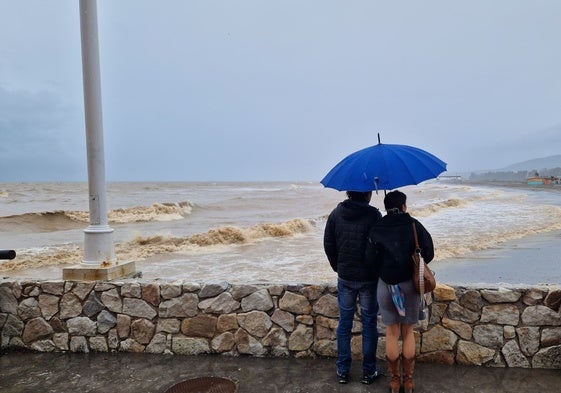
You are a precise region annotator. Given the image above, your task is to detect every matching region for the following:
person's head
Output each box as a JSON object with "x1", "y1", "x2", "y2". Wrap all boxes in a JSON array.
[
  {"x1": 346, "y1": 190, "x2": 372, "y2": 203},
  {"x1": 384, "y1": 190, "x2": 407, "y2": 212}
]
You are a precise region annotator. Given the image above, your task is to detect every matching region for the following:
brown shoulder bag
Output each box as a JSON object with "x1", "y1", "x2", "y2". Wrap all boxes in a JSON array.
[{"x1": 412, "y1": 222, "x2": 436, "y2": 294}]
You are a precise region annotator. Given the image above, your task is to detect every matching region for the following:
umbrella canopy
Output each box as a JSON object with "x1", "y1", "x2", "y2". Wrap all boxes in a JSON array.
[{"x1": 321, "y1": 140, "x2": 447, "y2": 192}]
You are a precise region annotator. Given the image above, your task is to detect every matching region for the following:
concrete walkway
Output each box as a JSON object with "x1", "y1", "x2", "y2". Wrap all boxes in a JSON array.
[{"x1": 1, "y1": 351, "x2": 561, "y2": 392}]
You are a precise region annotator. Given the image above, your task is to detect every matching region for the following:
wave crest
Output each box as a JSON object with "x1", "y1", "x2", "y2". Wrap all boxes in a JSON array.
[
  {"x1": 410, "y1": 198, "x2": 468, "y2": 217},
  {"x1": 0, "y1": 218, "x2": 315, "y2": 271},
  {"x1": 2, "y1": 202, "x2": 193, "y2": 232},
  {"x1": 108, "y1": 202, "x2": 192, "y2": 223}
]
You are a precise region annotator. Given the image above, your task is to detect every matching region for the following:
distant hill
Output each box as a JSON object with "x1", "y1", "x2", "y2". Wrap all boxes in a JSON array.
[
  {"x1": 468, "y1": 154, "x2": 561, "y2": 182},
  {"x1": 501, "y1": 155, "x2": 561, "y2": 171}
]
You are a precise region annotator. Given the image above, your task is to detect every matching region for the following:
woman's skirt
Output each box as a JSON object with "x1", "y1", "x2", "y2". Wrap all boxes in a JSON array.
[{"x1": 377, "y1": 278, "x2": 421, "y2": 325}]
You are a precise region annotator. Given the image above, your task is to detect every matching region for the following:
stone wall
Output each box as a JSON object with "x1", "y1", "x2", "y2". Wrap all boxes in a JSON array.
[{"x1": 1, "y1": 279, "x2": 560, "y2": 369}]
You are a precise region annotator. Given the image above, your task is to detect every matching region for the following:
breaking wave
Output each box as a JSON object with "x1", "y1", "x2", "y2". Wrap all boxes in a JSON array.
[
  {"x1": 0, "y1": 202, "x2": 193, "y2": 232},
  {"x1": 0, "y1": 218, "x2": 314, "y2": 271}
]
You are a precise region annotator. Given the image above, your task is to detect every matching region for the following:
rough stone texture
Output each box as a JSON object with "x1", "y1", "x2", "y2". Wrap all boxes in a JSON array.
[
  {"x1": 22, "y1": 317, "x2": 53, "y2": 343},
  {"x1": 159, "y1": 293, "x2": 199, "y2": 317},
  {"x1": 503, "y1": 325, "x2": 516, "y2": 340},
  {"x1": 83, "y1": 292, "x2": 105, "y2": 318},
  {"x1": 89, "y1": 336, "x2": 108, "y2": 352},
  {"x1": 433, "y1": 284, "x2": 456, "y2": 302},
  {"x1": 312, "y1": 294, "x2": 338, "y2": 318},
  {"x1": 72, "y1": 283, "x2": 94, "y2": 300},
  {"x1": 17, "y1": 298, "x2": 41, "y2": 321},
  {"x1": 0, "y1": 286, "x2": 18, "y2": 314},
  {"x1": 237, "y1": 311, "x2": 272, "y2": 338},
  {"x1": 473, "y1": 324, "x2": 504, "y2": 349},
  {"x1": 216, "y1": 314, "x2": 238, "y2": 332},
  {"x1": 421, "y1": 325, "x2": 457, "y2": 352},
  {"x1": 38, "y1": 294, "x2": 59, "y2": 320},
  {"x1": 481, "y1": 288, "x2": 521, "y2": 303},
  {"x1": 456, "y1": 340, "x2": 496, "y2": 366},
  {"x1": 41, "y1": 281, "x2": 64, "y2": 296},
  {"x1": 230, "y1": 284, "x2": 258, "y2": 300},
  {"x1": 271, "y1": 309, "x2": 295, "y2": 332},
  {"x1": 198, "y1": 292, "x2": 240, "y2": 314},
  {"x1": 59, "y1": 293, "x2": 82, "y2": 319},
  {"x1": 157, "y1": 318, "x2": 181, "y2": 334},
  {"x1": 2, "y1": 279, "x2": 561, "y2": 369},
  {"x1": 101, "y1": 289, "x2": 122, "y2": 313},
  {"x1": 502, "y1": 340, "x2": 531, "y2": 368},
  {"x1": 181, "y1": 315, "x2": 217, "y2": 338},
  {"x1": 145, "y1": 332, "x2": 167, "y2": 354},
  {"x1": 544, "y1": 288, "x2": 561, "y2": 311},
  {"x1": 541, "y1": 327, "x2": 561, "y2": 347},
  {"x1": 279, "y1": 292, "x2": 311, "y2": 314},
  {"x1": 316, "y1": 316, "x2": 337, "y2": 340},
  {"x1": 301, "y1": 285, "x2": 325, "y2": 301},
  {"x1": 447, "y1": 302, "x2": 479, "y2": 323},
  {"x1": 130, "y1": 318, "x2": 155, "y2": 344},
  {"x1": 117, "y1": 314, "x2": 131, "y2": 338},
  {"x1": 141, "y1": 283, "x2": 161, "y2": 306},
  {"x1": 533, "y1": 345, "x2": 561, "y2": 369},
  {"x1": 522, "y1": 288, "x2": 546, "y2": 306},
  {"x1": 442, "y1": 317, "x2": 472, "y2": 340},
  {"x1": 240, "y1": 289, "x2": 273, "y2": 312},
  {"x1": 459, "y1": 290, "x2": 483, "y2": 312},
  {"x1": 517, "y1": 326, "x2": 540, "y2": 356},
  {"x1": 122, "y1": 298, "x2": 157, "y2": 319},
  {"x1": 522, "y1": 305, "x2": 561, "y2": 326},
  {"x1": 67, "y1": 317, "x2": 97, "y2": 337},
  {"x1": 97, "y1": 310, "x2": 117, "y2": 334},
  {"x1": 480, "y1": 304, "x2": 520, "y2": 325},
  {"x1": 160, "y1": 284, "x2": 182, "y2": 300},
  {"x1": 199, "y1": 282, "x2": 229, "y2": 298},
  {"x1": 121, "y1": 283, "x2": 141, "y2": 299},
  {"x1": 70, "y1": 336, "x2": 89, "y2": 353},
  {"x1": 235, "y1": 328, "x2": 266, "y2": 356},
  {"x1": 212, "y1": 332, "x2": 235, "y2": 352},
  {"x1": 288, "y1": 324, "x2": 313, "y2": 351}
]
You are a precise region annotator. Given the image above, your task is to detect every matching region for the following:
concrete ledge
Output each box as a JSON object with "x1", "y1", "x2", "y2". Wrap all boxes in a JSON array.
[{"x1": 62, "y1": 261, "x2": 136, "y2": 281}]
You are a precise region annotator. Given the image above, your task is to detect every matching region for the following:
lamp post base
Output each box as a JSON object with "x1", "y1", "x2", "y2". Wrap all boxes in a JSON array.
[{"x1": 62, "y1": 261, "x2": 137, "y2": 281}]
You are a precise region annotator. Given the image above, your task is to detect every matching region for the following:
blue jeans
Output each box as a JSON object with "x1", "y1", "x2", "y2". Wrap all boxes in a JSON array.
[{"x1": 336, "y1": 278, "x2": 379, "y2": 375}]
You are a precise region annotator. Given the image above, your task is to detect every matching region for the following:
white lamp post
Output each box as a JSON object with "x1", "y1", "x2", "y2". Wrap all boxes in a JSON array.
[{"x1": 64, "y1": 0, "x2": 135, "y2": 280}]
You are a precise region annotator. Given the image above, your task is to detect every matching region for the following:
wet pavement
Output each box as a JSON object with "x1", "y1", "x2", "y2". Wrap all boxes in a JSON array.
[{"x1": 1, "y1": 351, "x2": 561, "y2": 392}]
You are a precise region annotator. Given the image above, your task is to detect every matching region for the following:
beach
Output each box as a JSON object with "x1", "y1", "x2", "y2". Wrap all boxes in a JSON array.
[{"x1": 1, "y1": 180, "x2": 560, "y2": 285}]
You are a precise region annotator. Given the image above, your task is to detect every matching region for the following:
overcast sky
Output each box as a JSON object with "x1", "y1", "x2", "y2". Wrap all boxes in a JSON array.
[{"x1": 1, "y1": 1, "x2": 560, "y2": 182}]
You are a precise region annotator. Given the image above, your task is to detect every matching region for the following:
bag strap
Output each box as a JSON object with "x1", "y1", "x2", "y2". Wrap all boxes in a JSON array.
[
  {"x1": 412, "y1": 222, "x2": 420, "y2": 253},
  {"x1": 412, "y1": 222, "x2": 425, "y2": 297}
]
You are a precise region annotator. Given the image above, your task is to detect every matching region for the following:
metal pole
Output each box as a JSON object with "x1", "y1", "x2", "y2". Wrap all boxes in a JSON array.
[{"x1": 79, "y1": 0, "x2": 115, "y2": 265}]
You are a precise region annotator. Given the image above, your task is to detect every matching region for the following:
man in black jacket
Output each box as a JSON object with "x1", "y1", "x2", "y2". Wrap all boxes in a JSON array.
[{"x1": 324, "y1": 190, "x2": 382, "y2": 385}]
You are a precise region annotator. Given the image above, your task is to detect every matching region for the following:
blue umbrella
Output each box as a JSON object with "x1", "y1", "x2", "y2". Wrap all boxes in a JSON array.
[{"x1": 321, "y1": 134, "x2": 447, "y2": 192}]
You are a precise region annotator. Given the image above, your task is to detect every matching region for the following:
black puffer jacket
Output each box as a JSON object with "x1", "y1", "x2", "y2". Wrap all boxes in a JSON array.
[
  {"x1": 324, "y1": 199, "x2": 382, "y2": 281},
  {"x1": 366, "y1": 211, "x2": 434, "y2": 285}
]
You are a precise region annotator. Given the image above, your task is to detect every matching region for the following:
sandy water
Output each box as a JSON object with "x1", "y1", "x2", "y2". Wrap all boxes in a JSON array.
[{"x1": 1, "y1": 181, "x2": 560, "y2": 284}]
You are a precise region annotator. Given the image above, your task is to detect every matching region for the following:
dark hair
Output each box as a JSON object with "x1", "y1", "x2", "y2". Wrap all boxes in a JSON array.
[
  {"x1": 346, "y1": 191, "x2": 372, "y2": 202},
  {"x1": 384, "y1": 190, "x2": 406, "y2": 211}
]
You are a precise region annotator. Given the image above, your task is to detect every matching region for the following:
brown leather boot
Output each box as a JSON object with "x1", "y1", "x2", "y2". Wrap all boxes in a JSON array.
[
  {"x1": 402, "y1": 356, "x2": 415, "y2": 393},
  {"x1": 386, "y1": 356, "x2": 401, "y2": 393}
]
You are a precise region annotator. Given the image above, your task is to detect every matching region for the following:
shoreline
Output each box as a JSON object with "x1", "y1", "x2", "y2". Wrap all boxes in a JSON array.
[
  {"x1": 4, "y1": 227, "x2": 561, "y2": 286},
  {"x1": 434, "y1": 228, "x2": 561, "y2": 286}
]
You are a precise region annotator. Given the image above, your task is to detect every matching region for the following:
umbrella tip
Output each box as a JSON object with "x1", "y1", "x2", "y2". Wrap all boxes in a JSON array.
[{"x1": 377, "y1": 133, "x2": 381, "y2": 144}]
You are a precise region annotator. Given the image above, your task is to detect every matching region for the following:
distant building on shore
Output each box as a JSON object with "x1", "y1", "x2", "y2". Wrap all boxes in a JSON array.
[{"x1": 527, "y1": 176, "x2": 561, "y2": 186}]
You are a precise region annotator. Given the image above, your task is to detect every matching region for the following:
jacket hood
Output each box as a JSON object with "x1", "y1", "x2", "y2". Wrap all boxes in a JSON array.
[{"x1": 337, "y1": 199, "x2": 376, "y2": 220}]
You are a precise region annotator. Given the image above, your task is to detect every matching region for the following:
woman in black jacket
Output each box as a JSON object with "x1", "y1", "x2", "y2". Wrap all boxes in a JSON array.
[{"x1": 366, "y1": 190, "x2": 434, "y2": 393}]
